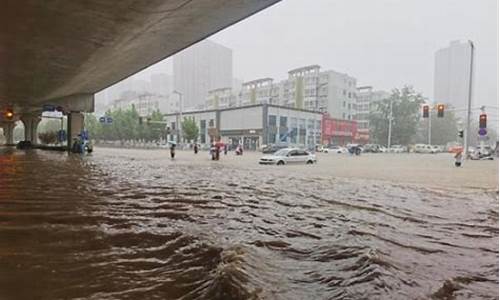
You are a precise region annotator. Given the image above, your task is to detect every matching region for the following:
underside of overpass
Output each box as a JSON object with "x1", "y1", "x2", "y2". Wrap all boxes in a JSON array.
[{"x1": 0, "y1": 0, "x2": 280, "y2": 145}]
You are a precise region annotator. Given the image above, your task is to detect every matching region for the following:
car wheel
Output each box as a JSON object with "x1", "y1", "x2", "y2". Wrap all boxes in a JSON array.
[
  {"x1": 277, "y1": 161, "x2": 285, "y2": 165},
  {"x1": 306, "y1": 160, "x2": 314, "y2": 164}
]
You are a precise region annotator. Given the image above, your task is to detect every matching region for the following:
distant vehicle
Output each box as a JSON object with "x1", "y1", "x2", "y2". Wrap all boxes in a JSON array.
[
  {"x1": 259, "y1": 148, "x2": 317, "y2": 165},
  {"x1": 346, "y1": 144, "x2": 363, "y2": 155},
  {"x1": 432, "y1": 145, "x2": 444, "y2": 153},
  {"x1": 390, "y1": 145, "x2": 406, "y2": 153},
  {"x1": 415, "y1": 144, "x2": 438, "y2": 154},
  {"x1": 262, "y1": 143, "x2": 288, "y2": 154},
  {"x1": 379, "y1": 146, "x2": 388, "y2": 153},
  {"x1": 363, "y1": 144, "x2": 382, "y2": 153},
  {"x1": 322, "y1": 145, "x2": 348, "y2": 154}
]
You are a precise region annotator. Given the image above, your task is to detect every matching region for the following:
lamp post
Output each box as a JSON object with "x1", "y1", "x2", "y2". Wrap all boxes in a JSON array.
[
  {"x1": 173, "y1": 90, "x2": 183, "y2": 144},
  {"x1": 387, "y1": 99, "x2": 393, "y2": 148}
]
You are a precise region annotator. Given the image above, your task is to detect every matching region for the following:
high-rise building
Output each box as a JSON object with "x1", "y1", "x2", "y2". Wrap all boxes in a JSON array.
[
  {"x1": 173, "y1": 40, "x2": 232, "y2": 110},
  {"x1": 433, "y1": 40, "x2": 473, "y2": 110},
  {"x1": 151, "y1": 73, "x2": 173, "y2": 96}
]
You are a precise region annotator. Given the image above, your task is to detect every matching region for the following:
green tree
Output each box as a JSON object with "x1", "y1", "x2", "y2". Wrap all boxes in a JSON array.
[
  {"x1": 416, "y1": 107, "x2": 459, "y2": 145},
  {"x1": 369, "y1": 86, "x2": 424, "y2": 146},
  {"x1": 182, "y1": 117, "x2": 199, "y2": 142}
]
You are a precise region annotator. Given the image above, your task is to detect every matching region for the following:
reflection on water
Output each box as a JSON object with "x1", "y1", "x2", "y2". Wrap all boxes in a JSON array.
[{"x1": 0, "y1": 148, "x2": 498, "y2": 299}]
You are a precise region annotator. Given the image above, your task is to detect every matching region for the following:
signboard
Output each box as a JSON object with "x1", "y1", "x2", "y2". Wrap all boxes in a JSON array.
[
  {"x1": 478, "y1": 128, "x2": 487, "y2": 136},
  {"x1": 42, "y1": 104, "x2": 56, "y2": 112},
  {"x1": 57, "y1": 130, "x2": 66, "y2": 142},
  {"x1": 208, "y1": 128, "x2": 218, "y2": 137},
  {"x1": 99, "y1": 116, "x2": 113, "y2": 124}
]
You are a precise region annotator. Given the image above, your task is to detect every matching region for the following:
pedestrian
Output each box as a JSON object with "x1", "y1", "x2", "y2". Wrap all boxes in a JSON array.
[
  {"x1": 210, "y1": 142, "x2": 216, "y2": 160},
  {"x1": 215, "y1": 143, "x2": 220, "y2": 160},
  {"x1": 194, "y1": 143, "x2": 198, "y2": 154},
  {"x1": 224, "y1": 144, "x2": 228, "y2": 155},
  {"x1": 454, "y1": 150, "x2": 462, "y2": 167},
  {"x1": 170, "y1": 143, "x2": 176, "y2": 159}
]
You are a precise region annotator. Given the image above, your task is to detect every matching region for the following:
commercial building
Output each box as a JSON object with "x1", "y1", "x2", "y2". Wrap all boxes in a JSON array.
[
  {"x1": 322, "y1": 114, "x2": 358, "y2": 146},
  {"x1": 434, "y1": 40, "x2": 473, "y2": 111},
  {"x1": 163, "y1": 104, "x2": 322, "y2": 150},
  {"x1": 173, "y1": 39, "x2": 233, "y2": 110},
  {"x1": 355, "y1": 86, "x2": 390, "y2": 143}
]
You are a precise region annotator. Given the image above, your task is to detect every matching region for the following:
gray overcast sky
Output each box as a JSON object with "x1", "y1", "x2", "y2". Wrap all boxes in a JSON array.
[{"x1": 137, "y1": 0, "x2": 498, "y2": 107}]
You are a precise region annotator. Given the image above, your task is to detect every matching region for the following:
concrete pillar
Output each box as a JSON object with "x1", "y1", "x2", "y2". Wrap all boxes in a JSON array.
[
  {"x1": 67, "y1": 112, "x2": 84, "y2": 148},
  {"x1": 21, "y1": 114, "x2": 41, "y2": 144},
  {"x1": 2, "y1": 122, "x2": 16, "y2": 145}
]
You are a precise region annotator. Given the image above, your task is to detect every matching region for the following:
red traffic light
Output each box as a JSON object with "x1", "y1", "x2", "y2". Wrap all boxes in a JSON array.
[
  {"x1": 437, "y1": 104, "x2": 444, "y2": 117},
  {"x1": 422, "y1": 105, "x2": 429, "y2": 118},
  {"x1": 4, "y1": 109, "x2": 14, "y2": 120},
  {"x1": 479, "y1": 114, "x2": 487, "y2": 129}
]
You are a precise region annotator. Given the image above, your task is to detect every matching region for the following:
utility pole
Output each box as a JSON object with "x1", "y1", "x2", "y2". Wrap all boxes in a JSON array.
[
  {"x1": 173, "y1": 90, "x2": 183, "y2": 144},
  {"x1": 428, "y1": 108, "x2": 432, "y2": 145},
  {"x1": 387, "y1": 99, "x2": 393, "y2": 148},
  {"x1": 464, "y1": 40, "x2": 474, "y2": 160}
]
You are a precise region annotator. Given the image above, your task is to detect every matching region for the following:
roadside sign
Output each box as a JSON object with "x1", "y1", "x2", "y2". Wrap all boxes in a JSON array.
[
  {"x1": 106, "y1": 116, "x2": 113, "y2": 124},
  {"x1": 478, "y1": 128, "x2": 487, "y2": 136},
  {"x1": 99, "y1": 116, "x2": 106, "y2": 123}
]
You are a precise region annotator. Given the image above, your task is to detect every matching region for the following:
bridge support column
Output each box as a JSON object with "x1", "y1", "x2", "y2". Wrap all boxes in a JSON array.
[
  {"x1": 67, "y1": 112, "x2": 84, "y2": 149},
  {"x1": 21, "y1": 114, "x2": 41, "y2": 144},
  {"x1": 2, "y1": 122, "x2": 16, "y2": 145}
]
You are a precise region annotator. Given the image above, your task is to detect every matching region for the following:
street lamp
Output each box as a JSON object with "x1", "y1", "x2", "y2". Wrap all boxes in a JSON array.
[{"x1": 172, "y1": 90, "x2": 183, "y2": 144}]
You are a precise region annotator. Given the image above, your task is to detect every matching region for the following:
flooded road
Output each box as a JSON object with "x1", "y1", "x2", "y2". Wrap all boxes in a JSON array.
[{"x1": 0, "y1": 147, "x2": 498, "y2": 299}]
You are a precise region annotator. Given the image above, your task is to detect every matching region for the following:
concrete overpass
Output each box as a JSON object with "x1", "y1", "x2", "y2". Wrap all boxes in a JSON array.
[{"x1": 0, "y1": 0, "x2": 279, "y2": 145}]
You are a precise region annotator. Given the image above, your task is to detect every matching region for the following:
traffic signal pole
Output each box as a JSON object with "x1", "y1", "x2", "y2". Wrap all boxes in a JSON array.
[{"x1": 464, "y1": 40, "x2": 474, "y2": 161}]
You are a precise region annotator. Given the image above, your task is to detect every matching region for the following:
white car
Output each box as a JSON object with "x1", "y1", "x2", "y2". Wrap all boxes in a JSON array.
[
  {"x1": 390, "y1": 145, "x2": 406, "y2": 153},
  {"x1": 259, "y1": 148, "x2": 317, "y2": 165},
  {"x1": 414, "y1": 144, "x2": 438, "y2": 154},
  {"x1": 323, "y1": 146, "x2": 348, "y2": 154}
]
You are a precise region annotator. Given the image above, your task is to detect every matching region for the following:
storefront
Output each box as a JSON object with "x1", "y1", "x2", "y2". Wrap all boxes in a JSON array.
[{"x1": 322, "y1": 114, "x2": 358, "y2": 146}]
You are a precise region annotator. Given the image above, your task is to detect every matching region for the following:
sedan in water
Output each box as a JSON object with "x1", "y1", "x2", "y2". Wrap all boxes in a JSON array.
[{"x1": 259, "y1": 148, "x2": 317, "y2": 165}]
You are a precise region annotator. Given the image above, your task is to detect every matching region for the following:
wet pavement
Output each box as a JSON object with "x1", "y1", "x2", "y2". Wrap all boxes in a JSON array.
[{"x1": 0, "y1": 147, "x2": 498, "y2": 299}]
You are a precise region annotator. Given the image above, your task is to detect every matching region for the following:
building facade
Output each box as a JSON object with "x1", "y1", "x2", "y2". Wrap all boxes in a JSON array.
[
  {"x1": 173, "y1": 39, "x2": 233, "y2": 110},
  {"x1": 434, "y1": 40, "x2": 473, "y2": 111},
  {"x1": 239, "y1": 78, "x2": 279, "y2": 106},
  {"x1": 321, "y1": 114, "x2": 358, "y2": 146},
  {"x1": 355, "y1": 86, "x2": 390, "y2": 143},
  {"x1": 278, "y1": 65, "x2": 357, "y2": 120},
  {"x1": 205, "y1": 87, "x2": 236, "y2": 109},
  {"x1": 163, "y1": 104, "x2": 322, "y2": 150},
  {"x1": 110, "y1": 91, "x2": 169, "y2": 116}
]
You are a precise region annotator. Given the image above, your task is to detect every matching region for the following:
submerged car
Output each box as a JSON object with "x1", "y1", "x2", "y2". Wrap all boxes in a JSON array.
[
  {"x1": 259, "y1": 148, "x2": 317, "y2": 165},
  {"x1": 322, "y1": 145, "x2": 348, "y2": 154}
]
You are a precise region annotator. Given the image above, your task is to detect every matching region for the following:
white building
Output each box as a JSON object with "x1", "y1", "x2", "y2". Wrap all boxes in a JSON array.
[
  {"x1": 111, "y1": 91, "x2": 169, "y2": 116},
  {"x1": 279, "y1": 65, "x2": 357, "y2": 120},
  {"x1": 434, "y1": 40, "x2": 473, "y2": 111},
  {"x1": 173, "y1": 39, "x2": 233, "y2": 110},
  {"x1": 355, "y1": 86, "x2": 390, "y2": 143},
  {"x1": 205, "y1": 87, "x2": 236, "y2": 109},
  {"x1": 163, "y1": 104, "x2": 322, "y2": 150},
  {"x1": 151, "y1": 73, "x2": 173, "y2": 96},
  {"x1": 239, "y1": 78, "x2": 279, "y2": 106}
]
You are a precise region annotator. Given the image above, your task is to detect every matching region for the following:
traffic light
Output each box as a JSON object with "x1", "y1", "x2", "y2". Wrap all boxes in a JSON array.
[
  {"x1": 422, "y1": 105, "x2": 429, "y2": 118},
  {"x1": 437, "y1": 104, "x2": 444, "y2": 117},
  {"x1": 479, "y1": 114, "x2": 487, "y2": 129},
  {"x1": 4, "y1": 109, "x2": 14, "y2": 120},
  {"x1": 458, "y1": 130, "x2": 464, "y2": 138}
]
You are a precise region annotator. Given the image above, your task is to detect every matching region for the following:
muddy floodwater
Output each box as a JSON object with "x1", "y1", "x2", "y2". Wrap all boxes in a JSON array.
[{"x1": 0, "y1": 147, "x2": 498, "y2": 299}]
